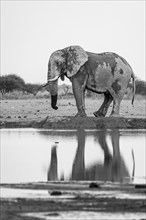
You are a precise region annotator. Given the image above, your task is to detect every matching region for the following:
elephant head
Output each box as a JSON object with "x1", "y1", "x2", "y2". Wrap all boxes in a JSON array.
[{"x1": 46, "y1": 46, "x2": 88, "y2": 110}]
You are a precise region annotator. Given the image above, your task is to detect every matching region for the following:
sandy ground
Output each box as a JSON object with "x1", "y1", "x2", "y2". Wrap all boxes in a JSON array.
[
  {"x1": 0, "y1": 98, "x2": 146, "y2": 219},
  {"x1": 0, "y1": 98, "x2": 146, "y2": 128}
]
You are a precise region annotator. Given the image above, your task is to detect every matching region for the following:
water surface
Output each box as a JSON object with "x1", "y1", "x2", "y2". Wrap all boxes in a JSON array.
[{"x1": 1, "y1": 128, "x2": 145, "y2": 184}]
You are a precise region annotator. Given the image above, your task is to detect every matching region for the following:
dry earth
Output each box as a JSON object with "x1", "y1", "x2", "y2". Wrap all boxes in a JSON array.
[{"x1": 0, "y1": 98, "x2": 146, "y2": 129}]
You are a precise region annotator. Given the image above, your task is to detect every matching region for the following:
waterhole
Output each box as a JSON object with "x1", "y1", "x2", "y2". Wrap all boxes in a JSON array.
[{"x1": 1, "y1": 128, "x2": 145, "y2": 184}]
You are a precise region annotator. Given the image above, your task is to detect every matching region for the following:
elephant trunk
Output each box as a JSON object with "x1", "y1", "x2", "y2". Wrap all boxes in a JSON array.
[
  {"x1": 47, "y1": 79, "x2": 59, "y2": 110},
  {"x1": 51, "y1": 94, "x2": 58, "y2": 110}
]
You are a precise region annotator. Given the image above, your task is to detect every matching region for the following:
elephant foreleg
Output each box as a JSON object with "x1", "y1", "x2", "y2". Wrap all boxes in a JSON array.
[
  {"x1": 72, "y1": 76, "x2": 87, "y2": 117},
  {"x1": 93, "y1": 92, "x2": 113, "y2": 117}
]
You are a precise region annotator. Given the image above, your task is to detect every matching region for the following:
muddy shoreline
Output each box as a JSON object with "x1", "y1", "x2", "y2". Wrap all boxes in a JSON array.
[
  {"x1": 1, "y1": 181, "x2": 146, "y2": 220},
  {"x1": 0, "y1": 117, "x2": 146, "y2": 129}
]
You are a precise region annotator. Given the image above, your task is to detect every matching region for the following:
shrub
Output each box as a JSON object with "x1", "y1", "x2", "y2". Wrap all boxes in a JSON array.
[
  {"x1": 25, "y1": 83, "x2": 41, "y2": 96},
  {"x1": 0, "y1": 74, "x2": 25, "y2": 95},
  {"x1": 135, "y1": 79, "x2": 146, "y2": 96}
]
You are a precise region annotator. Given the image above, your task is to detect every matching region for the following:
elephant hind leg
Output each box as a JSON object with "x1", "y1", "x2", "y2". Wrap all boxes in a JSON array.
[
  {"x1": 110, "y1": 87, "x2": 126, "y2": 117},
  {"x1": 110, "y1": 99, "x2": 121, "y2": 117},
  {"x1": 93, "y1": 91, "x2": 113, "y2": 117},
  {"x1": 109, "y1": 89, "x2": 126, "y2": 117}
]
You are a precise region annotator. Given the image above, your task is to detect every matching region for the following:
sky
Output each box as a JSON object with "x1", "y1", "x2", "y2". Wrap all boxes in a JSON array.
[{"x1": 1, "y1": 0, "x2": 145, "y2": 85}]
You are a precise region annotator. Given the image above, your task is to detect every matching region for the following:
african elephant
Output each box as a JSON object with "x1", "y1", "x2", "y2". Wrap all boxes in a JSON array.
[{"x1": 43, "y1": 45, "x2": 135, "y2": 117}]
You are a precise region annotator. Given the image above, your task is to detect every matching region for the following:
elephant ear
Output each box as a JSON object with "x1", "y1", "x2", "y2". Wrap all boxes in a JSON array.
[{"x1": 66, "y1": 46, "x2": 88, "y2": 77}]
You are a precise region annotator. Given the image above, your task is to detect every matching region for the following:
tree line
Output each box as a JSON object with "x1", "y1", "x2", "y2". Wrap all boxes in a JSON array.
[
  {"x1": 0, "y1": 74, "x2": 146, "y2": 98},
  {"x1": 0, "y1": 74, "x2": 41, "y2": 96}
]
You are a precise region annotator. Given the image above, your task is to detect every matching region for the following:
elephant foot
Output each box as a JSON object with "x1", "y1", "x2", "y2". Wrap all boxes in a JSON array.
[
  {"x1": 93, "y1": 111, "x2": 105, "y2": 118},
  {"x1": 75, "y1": 112, "x2": 87, "y2": 117}
]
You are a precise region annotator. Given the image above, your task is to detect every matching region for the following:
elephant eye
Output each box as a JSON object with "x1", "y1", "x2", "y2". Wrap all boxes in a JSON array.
[{"x1": 56, "y1": 61, "x2": 62, "y2": 68}]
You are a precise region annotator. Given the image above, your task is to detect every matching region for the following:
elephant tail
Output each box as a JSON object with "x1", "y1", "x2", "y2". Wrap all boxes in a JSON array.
[{"x1": 131, "y1": 73, "x2": 135, "y2": 105}]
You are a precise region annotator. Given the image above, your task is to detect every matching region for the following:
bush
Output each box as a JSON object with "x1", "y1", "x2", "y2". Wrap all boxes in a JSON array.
[
  {"x1": 0, "y1": 74, "x2": 25, "y2": 95},
  {"x1": 25, "y1": 83, "x2": 41, "y2": 95},
  {"x1": 135, "y1": 79, "x2": 146, "y2": 96}
]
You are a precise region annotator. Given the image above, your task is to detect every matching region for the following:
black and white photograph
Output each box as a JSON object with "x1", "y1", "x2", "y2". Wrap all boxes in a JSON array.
[{"x1": 0, "y1": 0, "x2": 146, "y2": 219}]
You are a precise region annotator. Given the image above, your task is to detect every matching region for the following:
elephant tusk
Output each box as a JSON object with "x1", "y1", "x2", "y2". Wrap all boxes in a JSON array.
[{"x1": 48, "y1": 76, "x2": 59, "y2": 82}]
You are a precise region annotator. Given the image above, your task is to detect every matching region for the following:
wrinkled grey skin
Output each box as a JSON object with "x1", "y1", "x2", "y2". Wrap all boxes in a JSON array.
[{"x1": 44, "y1": 45, "x2": 135, "y2": 117}]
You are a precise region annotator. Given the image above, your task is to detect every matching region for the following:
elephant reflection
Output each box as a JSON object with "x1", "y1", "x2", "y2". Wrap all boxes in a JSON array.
[
  {"x1": 71, "y1": 129, "x2": 132, "y2": 182},
  {"x1": 47, "y1": 130, "x2": 86, "y2": 181},
  {"x1": 47, "y1": 145, "x2": 58, "y2": 181},
  {"x1": 47, "y1": 129, "x2": 133, "y2": 182},
  {"x1": 71, "y1": 129, "x2": 86, "y2": 180}
]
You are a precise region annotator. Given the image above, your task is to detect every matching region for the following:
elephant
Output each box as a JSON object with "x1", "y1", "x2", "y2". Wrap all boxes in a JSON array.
[{"x1": 43, "y1": 45, "x2": 135, "y2": 117}]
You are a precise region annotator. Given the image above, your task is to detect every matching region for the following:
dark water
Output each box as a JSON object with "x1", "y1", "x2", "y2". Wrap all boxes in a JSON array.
[{"x1": 1, "y1": 128, "x2": 145, "y2": 184}]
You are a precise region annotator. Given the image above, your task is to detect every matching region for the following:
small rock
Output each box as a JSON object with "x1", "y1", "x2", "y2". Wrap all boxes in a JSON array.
[
  {"x1": 0, "y1": 121, "x2": 5, "y2": 125},
  {"x1": 18, "y1": 116, "x2": 21, "y2": 118},
  {"x1": 45, "y1": 213, "x2": 59, "y2": 217},
  {"x1": 89, "y1": 182, "x2": 100, "y2": 188},
  {"x1": 7, "y1": 116, "x2": 11, "y2": 119},
  {"x1": 135, "y1": 184, "x2": 146, "y2": 189},
  {"x1": 24, "y1": 116, "x2": 27, "y2": 118},
  {"x1": 50, "y1": 191, "x2": 62, "y2": 196}
]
